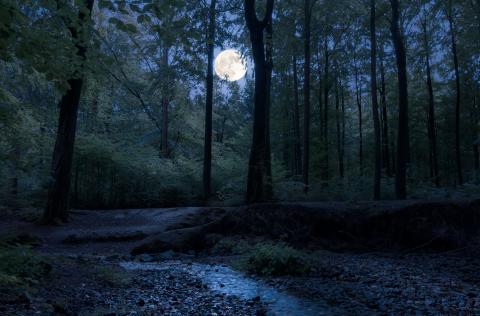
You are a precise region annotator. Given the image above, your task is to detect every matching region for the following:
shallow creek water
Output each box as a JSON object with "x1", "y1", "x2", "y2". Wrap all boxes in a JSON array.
[{"x1": 120, "y1": 261, "x2": 331, "y2": 316}]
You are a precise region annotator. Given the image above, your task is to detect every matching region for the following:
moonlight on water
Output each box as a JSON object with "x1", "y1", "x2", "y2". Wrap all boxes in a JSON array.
[{"x1": 214, "y1": 49, "x2": 247, "y2": 81}]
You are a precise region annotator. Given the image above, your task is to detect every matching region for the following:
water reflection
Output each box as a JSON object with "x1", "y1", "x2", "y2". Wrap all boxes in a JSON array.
[{"x1": 120, "y1": 261, "x2": 330, "y2": 316}]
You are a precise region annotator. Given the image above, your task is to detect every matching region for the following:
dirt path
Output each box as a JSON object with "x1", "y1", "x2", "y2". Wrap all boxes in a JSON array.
[{"x1": 3, "y1": 207, "x2": 215, "y2": 255}]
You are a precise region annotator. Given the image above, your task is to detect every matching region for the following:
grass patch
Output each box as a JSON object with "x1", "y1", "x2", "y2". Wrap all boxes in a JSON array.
[
  {"x1": 235, "y1": 242, "x2": 312, "y2": 276},
  {"x1": 0, "y1": 235, "x2": 51, "y2": 287}
]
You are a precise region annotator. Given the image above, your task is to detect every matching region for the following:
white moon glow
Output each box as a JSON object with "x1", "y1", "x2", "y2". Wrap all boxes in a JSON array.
[{"x1": 214, "y1": 49, "x2": 247, "y2": 81}]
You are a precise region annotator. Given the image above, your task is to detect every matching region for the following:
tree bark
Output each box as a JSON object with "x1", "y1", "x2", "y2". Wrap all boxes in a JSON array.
[
  {"x1": 390, "y1": 0, "x2": 409, "y2": 199},
  {"x1": 447, "y1": 1, "x2": 463, "y2": 186},
  {"x1": 322, "y1": 35, "x2": 329, "y2": 184},
  {"x1": 334, "y1": 62, "x2": 344, "y2": 178},
  {"x1": 264, "y1": 14, "x2": 273, "y2": 199},
  {"x1": 379, "y1": 43, "x2": 391, "y2": 177},
  {"x1": 292, "y1": 56, "x2": 302, "y2": 176},
  {"x1": 353, "y1": 49, "x2": 363, "y2": 175},
  {"x1": 370, "y1": 0, "x2": 381, "y2": 200},
  {"x1": 43, "y1": 0, "x2": 94, "y2": 224},
  {"x1": 303, "y1": 0, "x2": 311, "y2": 192},
  {"x1": 203, "y1": 0, "x2": 216, "y2": 200},
  {"x1": 422, "y1": 17, "x2": 440, "y2": 187},
  {"x1": 245, "y1": 0, "x2": 274, "y2": 203}
]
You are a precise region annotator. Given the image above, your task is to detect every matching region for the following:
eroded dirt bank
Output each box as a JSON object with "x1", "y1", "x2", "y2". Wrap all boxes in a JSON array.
[{"x1": 132, "y1": 199, "x2": 480, "y2": 254}]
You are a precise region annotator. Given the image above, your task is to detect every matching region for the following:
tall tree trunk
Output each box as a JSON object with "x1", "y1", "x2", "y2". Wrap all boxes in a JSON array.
[
  {"x1": 370, "y1": 0, "x2": 381, "y2": 200},
  {"x1": 264, "y1": 14, "x2": 273, "y2": 199},
  {"x1": 322, "y1": 36, "x2": 329, "y2": 184},
  {"x1": 334, "y1": 62, "x2": 344, "y2": 178},
  {"x1": 447, "y1": 1, "x2": 463, "y2": 185},
  {"x1": 161, "y1": 46, "x2": 170, "y2": 157},
  {"x1": 422, "y1": 17, "x2": 440, "y2": 187},
  {"x1": 203, "y1": 0, "x2": 216, "y2": 200},
  {"x1": 245, "y1": 0, "x2": 274, "y2": 203},
  {"x1": 292, "y1": 56, "x2": 302, "y2": 176},
  {"x1": 353, "y1": 49, "x2": 363, "y2": 175},
  {"x1": 390, "y1": 0, "x2": 409, "y2": 199},
  {"x1": 317, "y1": 50, "x2": 323, "y2": 145},
  {"x1": 43, "y1": 0, "x2": 94, "y2": 224},
  {"x1": 303, "y1": 0, "x2": 311, "y2": 192},
  {"x1": 379, "y1": 43, "x2": 391, "y2": 176}
]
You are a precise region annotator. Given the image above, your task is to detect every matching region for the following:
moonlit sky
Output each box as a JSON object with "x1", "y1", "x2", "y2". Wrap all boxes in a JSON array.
[
  {"x1": 214, "y1": 49, "x2": 247, "y2": 81},
  {"x1": 214, "y1": 48, "x2": 253, "y2": 91}
]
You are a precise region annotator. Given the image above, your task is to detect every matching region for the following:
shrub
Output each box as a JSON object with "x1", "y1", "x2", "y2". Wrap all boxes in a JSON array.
[
  {"x1": 237, "y1": 242, "x2": 311, "y2": 276},
  {"x1": 0, "y1": 244, "x2": 51, "y2": 286}
]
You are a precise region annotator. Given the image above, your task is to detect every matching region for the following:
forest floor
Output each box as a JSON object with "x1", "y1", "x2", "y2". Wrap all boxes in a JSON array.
[{"x1": 1, "y1": 203, "x2": 480, "y2": 315}]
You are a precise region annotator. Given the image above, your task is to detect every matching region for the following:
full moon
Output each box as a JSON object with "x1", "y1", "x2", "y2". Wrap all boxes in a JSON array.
[{"x1": 214, "y1": 49, "x2": 247, "y2": 82}]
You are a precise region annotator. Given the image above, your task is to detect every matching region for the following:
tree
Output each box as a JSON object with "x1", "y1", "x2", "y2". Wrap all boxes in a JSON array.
[
  {"x1": 292, "y1": 56, "x2": 302, "y2": 176},
  {"x1": 43, "y1": 0, "x2": 95, "y2": 224},
  {"x1": 446, "y1": 0, "x2": 463, "y2": 185},
  {"x1": 334, "y1": 60, "x2": 344, "y2": 178},
  {"x1": 303, "y1": 0, "x2": 311, "y2": 192},
  {"x1": 353, "y1": 44, "x2": 364, "y2": 175},
  {"x1": 390, "y1": 0, "x2": 409, "y2": 199},
  {"x1": 203, "y1": 0, "x2": 217, "y2": 199},
  {"x1": 264, "y1": 9, "x2": 274, "y2": 199},
  {"x1": 244, "y1": 0, "x2": 274, "y2": 203},
  {"x1": 421, "y1": 12, "x2": 440, "y2": 187},
  {"x1": 370, "y1": 0, "x2": 381, "y2": 200},
  {"x1": 379, "y1": 42, "x2": 391, "y2": 177}
]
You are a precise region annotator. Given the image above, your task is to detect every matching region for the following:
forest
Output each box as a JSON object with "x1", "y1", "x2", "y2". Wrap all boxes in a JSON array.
[{"x1": 1, "y1": 0, "x2": 480, "y2": 315}]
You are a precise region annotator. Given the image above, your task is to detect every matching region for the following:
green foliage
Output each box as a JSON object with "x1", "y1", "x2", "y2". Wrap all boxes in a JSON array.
[
  {"x1": 0, "y1": 241, "x2": 51, "y2": 287},
  {"x1": 1, "y1": 0, "x2": 480, "y2": 209},
  {"x1": 236, "y1": 242, "x2": 312, "y2": 276}
]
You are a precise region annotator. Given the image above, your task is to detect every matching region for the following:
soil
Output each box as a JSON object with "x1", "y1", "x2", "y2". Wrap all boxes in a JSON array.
[{"x1": 1, "y1": 201, "x2": 480, "y2": 315}]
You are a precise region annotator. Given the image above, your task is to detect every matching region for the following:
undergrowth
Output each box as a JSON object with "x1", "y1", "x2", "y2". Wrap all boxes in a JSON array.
[
  {"x1": 0, "y1": 235, "x2": 51, "y2": 288},
  {"x1": 234, "y1": 242, "x2": 312, "y2": 276}
]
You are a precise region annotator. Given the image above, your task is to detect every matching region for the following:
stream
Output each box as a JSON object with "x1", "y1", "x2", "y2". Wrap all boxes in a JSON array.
[{"x1": 120, "y1": 261, "x2": 332, "y2": 316}]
